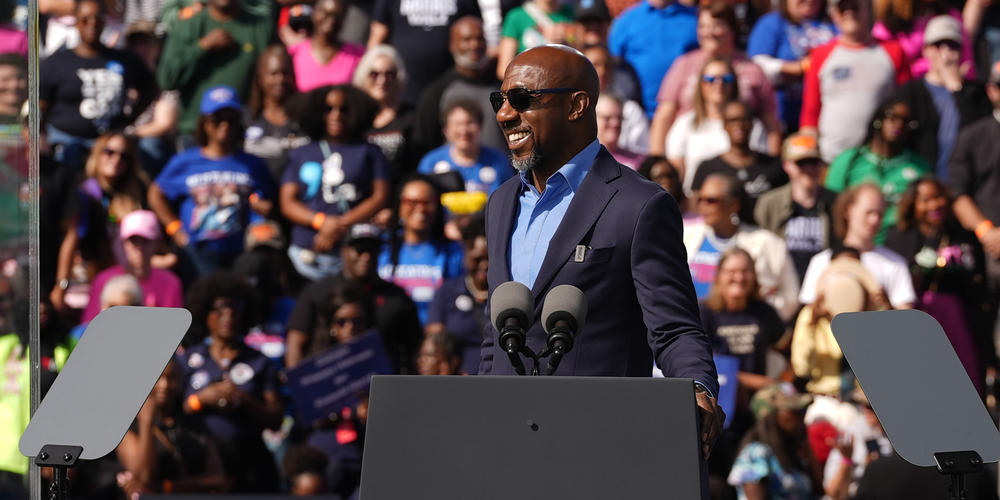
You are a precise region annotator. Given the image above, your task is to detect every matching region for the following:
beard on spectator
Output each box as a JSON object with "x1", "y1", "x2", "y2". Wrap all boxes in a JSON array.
[{"x1": 510, "y1": 150, "x2": 543, "y2": 172}]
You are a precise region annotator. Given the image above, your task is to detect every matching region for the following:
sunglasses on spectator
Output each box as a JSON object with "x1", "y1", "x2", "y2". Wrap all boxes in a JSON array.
[
  {"x1": 698, "y1": 196, "x2": 725, "y2": 205},
  {"x1": 349, "y1": 241, "x2": 381, "y2": 255},
  {"x1": 931, "y1": 40, "x2": 961, "y2": 51},
  {"x1": 490, "y1": 87, "x2": 578, "y2": 113},
  {"x1": 400, "y1": 197, "x2": 435, "y2": 210},
  {"x1": 368, "y1": 69, "x2": 398, "y2": 81},
  {"x1": 702, "y1": 74, "x2": 735, "y2": 85},
  {"x1": 102, "y1": 147, "x2": 129, "y2": 160},
  {"x1": 836, "y1": 0, "x2": 860, "y2": 12},
  {"x1": 334, "y1": 317, "x2": 363, "y2": 327}
]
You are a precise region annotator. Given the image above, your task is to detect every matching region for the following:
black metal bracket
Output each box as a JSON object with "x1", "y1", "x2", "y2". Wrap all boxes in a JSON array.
[
  {"x1": 934, "y1": 450, "x2": 983, "y2": 500},
  {"x1": 35, "y1": 445, "x2": 83, "y2": 500}
]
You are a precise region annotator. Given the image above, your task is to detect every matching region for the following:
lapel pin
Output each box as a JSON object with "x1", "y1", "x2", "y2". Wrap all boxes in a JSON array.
[{"x1": 574, "y1": 245, "x2": 586, "y2": 263}]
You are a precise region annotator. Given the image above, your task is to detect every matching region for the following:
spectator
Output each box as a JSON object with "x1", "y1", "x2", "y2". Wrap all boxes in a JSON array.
[
  {"x1": 638, "y1": 155, "x2": 691, "y2": 218},
  {"x1": 798, "y1": 184, "x2": 916, "y2": 309},
  {"x1": 824, "y1": 99, "x2": 931, "y2": 243},
  {"x1": 425, "y1": 214, "x2": 487, "y2": 374},
  {"x1": 649, "y1": 0, "x2": 781, "y2": 157},
  {"x1": 417, "y1": 99, "x2": 513, "y2": 194},
  {"x1": 607, "y1": 0, "x2": 698, "y2": 116},
  {"x1": 950, "y1": 61, "x2": 1000, "y2": 355},
  {"x1": 799, "y1": 0, "x2": 911, "y2": 163},
  {"x1": 123, "y1": 21, "x2": 179, "y2": 178},
  {"x1": 178, "y1": 271, "x2": 283, "y2": 492},
  {"x1": 417, "y1": 331, "x2": 463, "y2": 375},
  {"x1": 495, "y1": 0, "x2": 575, "y2": 80},
  {"x1": 284, "y1": 223, "x2": 423, "y2": 373},
  {"x1": 287, "y1": 0, "x2": 364, "y2": 93},
  {"x1": 665, "y1": 58, "x2": 768, "y2": 195},
  {"x1": 282, "y1": 445, "x2": 329, "y2": 496},
  {"x1": 885, "y1": 177, "x2": 994, "y2": 393},
  {"x1": 70, "y1": 273, "x2": 144, "y2": 340},
  {"x1": 727, "y1": 383, "x2": 820, "y2": 499},
  {"x1": 684, "y1": 173, "x2": 801, "y2": 321},
  {"x1": 280, "y1": 84, "x2": 389, "y2": 281},
  {"x1": 894, "y1": 16, "x2": 990, "y2": 180},
  {"x1": 692, "y1": 100, "x2": 788, "y2": 219},
  {"x1": 582, "y1": 44, "x2": 647, "y2": 154},
  {"x1": 0, "y1": 53, "x2": 26, "y2": 123},
  {"x1": 81, "y1": 210, "x2": 184, "y2": 323},
  {"x1": 0, "y1": 1, "x2": 26, "y2": 57},
  {"x1": 411, "y1": 17, "x2": 505, "y2": 159},
  {"x1": 596, "y1": 94, "x2": 644, "y2": 170},
  {"x1": 354, "y1": 45, "x2": 415, "y2": 182},
  {"x1": 755, "y1": 133, "x2": 837, "y2": 282},
  {"x1": 822, "y1": 388, "x2": 893, "y2": 500},
  {"x1": 115, "y1": 358, "x2": 227, "y2": 497},
  {"x1": 159, "y1": 0, "x2": 273, "y2": 34},
  {"x1": 378, "y1": 176, "x2": 464, "y2": 325},
  {"x1": 51, "y1": 131, "x2": 148, "y2": 314},
  {"x1": 367, "y1": 0, "x2": 480, "y2": 105},
  {"x1": 157, "y1": 0, "x2": 274, "y2": 144},
  {"x1": 873, "y1": 0, "x2": 975, "y2": 79},
  {"x1": 40, "y1": 0, "x2": 156, "y2": 169},
  {"x1": 148, "y1": 86, "x2": 277, "y2": 278},
  {"x1": 245, "y1": 46, "x2": 309, "y2": 183},
  {"x1": 573, "y1": 0, "x2": 612, "y2": 47}
]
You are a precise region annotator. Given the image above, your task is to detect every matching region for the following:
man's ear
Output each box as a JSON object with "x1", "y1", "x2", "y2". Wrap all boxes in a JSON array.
[{"x1": 567, "y1": 91, "x2": 590, "y2": 121}]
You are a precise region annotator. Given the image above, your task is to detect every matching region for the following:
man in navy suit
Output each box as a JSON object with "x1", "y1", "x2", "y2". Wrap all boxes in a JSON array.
[{"x1": 480, "y1": 44, "x2": 724, "y2": 459}]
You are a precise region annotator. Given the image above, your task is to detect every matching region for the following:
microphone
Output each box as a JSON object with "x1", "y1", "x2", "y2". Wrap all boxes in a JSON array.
[
  {"x1": 541, "y1": 285, "x2": 587, "y2": 376},
  {"x1": 490, "y1": 281, "x2": 534, "y2": 376}
]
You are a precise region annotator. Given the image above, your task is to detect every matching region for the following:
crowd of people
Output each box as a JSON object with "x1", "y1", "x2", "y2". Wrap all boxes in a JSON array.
[{"x1": 0, "y1": 0, "x2": 998, "y2": 496}]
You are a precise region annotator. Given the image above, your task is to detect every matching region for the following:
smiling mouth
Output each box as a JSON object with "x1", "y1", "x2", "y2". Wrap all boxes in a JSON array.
[{"x1": 507, "y1": 130, "x2": 531, "y2": 147}]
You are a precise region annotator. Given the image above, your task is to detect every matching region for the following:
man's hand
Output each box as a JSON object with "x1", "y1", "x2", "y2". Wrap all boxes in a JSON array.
[
  {"x1": 695, "y1": 388, "x2": 724, "y2": 460},
  {"x1": 198, "y1": 28, "x2": 235, "y2": 52}
]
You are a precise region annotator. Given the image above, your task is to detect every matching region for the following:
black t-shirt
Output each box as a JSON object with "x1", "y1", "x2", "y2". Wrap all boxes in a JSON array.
[
  {"x1": 699, "y1": 300, "x2": 783, "y2": 375},
  {"x1": 287, "y1": 274, "x2": 423, "y2": 373},
  {"x1": 40, "y1": 47, "x2": 153, "y2": 138},
  {"x1": 692, "y1": 153, "x2": 788, "y2": 221},
  {"x1": 366, "y1": 103, "x2": 416, "y2": 182},
  {"x1": 426, "y1": 276, "x2": 486, "y2": 375},
  {"x1": 784, "y1": 201, "x2": 825, "y2": 282},
  {"x1": 372, "y1": 0, "x2": 481, "y2": 105},
  {"x1": 949, "y1": 115, "x2": 1000, "y2": 223},
  {"x1": 243, "y1": 114, "x2": 310, "y2": 183}
]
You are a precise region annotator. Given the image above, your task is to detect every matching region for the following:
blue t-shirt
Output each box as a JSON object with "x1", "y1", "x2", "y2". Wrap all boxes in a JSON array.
[
  {"x1": 689, "y1": 235, "x2": 727, "y2": 299},
  {"x1": 244, "y1": 296, "x2": 296, "y2": 367},
  {"x1": 282, "y1": 141, "x2": 390, "y2": 250},
  {"x1": 377, "y1": 240, "x2": 464, "y2": 325},
  {"x1": 416, "y1": 145, "x2": 513, "y2": 194},
  {"x1": 426, "y1": 276, "x2": 485, "y2": 374},
  {"x1": 923, "y1": 80, "x2": 960, "y2": 180},
  {"x1": 154, "y1": 149, "x2": 276, "y2": 255},
  {"x1": 609, "y1": 0, "x2": 698, "y2": 116}
]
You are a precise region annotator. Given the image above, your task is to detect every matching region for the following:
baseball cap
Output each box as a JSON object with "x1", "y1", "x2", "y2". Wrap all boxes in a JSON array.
[
  {"x1": 120, "y1": 210, "x2": 161, "y2": 241},
  {"x1": 924, "y1": 15, "x2": 962, "y2": 46},
  {"x1": 575, "y1": 0, "x2": 610, "y2": 22},
  {"x1": 200, "y1": 85, "x2": 242, "y2": 116},
  {"x1": 245, "y1": 220, "x2": 285, "y2": 251},
  {"x1": 343, "y1": 223, "x2": 382, "y2": 246},
  {"x1": 750, "y1": 382, "x2": 812, "y2": 419},
  {"x1": 782, "y1": 133, "x2": 822, "y2": 163}
]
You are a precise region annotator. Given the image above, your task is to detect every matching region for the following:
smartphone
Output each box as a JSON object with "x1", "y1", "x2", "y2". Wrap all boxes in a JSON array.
[{"x1": 865, "y1": 438, "x2": 880, "y2": 455}]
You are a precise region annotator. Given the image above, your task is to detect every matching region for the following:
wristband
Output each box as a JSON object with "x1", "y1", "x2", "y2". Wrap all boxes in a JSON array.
[
  {"x1": 162, "y1": 479, "x2": 174, "y2": 493},
  {"x1": 975, "y1": 220, "x2": 994, "y2": 239},
  {"x1": 801, "y1": 57, "x2": 811, "y2": 73},
  {"x1": 187, "y1": 394, "x2": 202, "y2": 412},
  {"x1": 165, "y1": 220, "x2": 182, "y2": 236},
  {"x1": 842, "y1": 455, "x2": 853, "y2": 466},
  {"x1": 311, "y1": 212, "x2": 327, "y2": 231},
  {"x1": 249, "y1": 192, "x2": 260, "y2": 204}
]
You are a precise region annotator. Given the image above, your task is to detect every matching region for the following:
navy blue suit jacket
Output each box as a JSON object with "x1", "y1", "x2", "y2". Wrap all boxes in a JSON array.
[{"x1": 479, "y1": 147, "x2": 719, "y2": 395}]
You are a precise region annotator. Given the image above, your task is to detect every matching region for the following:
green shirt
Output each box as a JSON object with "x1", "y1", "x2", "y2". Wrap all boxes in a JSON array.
[
  {"x1": 501, "y1": 4, "x2": 575, "y2": 53},
  {"x1": 825, "y1": 145, "x2": 931, "y2": 244},
  {"x1": 157, "y1": 8, "x2": 274, "y2": 134}
]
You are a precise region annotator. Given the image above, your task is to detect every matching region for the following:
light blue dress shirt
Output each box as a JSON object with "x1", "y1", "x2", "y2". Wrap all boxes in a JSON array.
[{"x1": 508, "y1": 140, "x2": 601, "y2": 289}]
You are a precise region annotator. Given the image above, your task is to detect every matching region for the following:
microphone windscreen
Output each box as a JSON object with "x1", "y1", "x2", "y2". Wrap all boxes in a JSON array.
[
  {"x1": 541, "y1": 284, "x2": 587, "y2": 334},
  {"x1": 490, "y1": 281, "x2": 534, "y2": 331}
]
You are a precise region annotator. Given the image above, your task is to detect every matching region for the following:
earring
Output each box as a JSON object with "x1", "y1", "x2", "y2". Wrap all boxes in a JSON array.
[
  {"x1": 730, "y1": 213, "x2": 740, "y2": 226},
  {"x1": 873, "y1": 120, "x2": 882, "y2": 130}
]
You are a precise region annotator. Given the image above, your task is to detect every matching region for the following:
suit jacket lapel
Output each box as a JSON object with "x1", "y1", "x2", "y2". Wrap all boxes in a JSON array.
[{"x1": 530, "y1": 148, "x2": 621, "y2": 299}]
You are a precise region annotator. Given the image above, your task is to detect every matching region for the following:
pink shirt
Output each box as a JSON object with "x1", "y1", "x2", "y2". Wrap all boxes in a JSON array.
[
  {"x1": 82, "y1": 266, "x2": 184, "y2": 323},
  {"x1": 656, "y1": 49, "x2": 778, "y2": 118},
  {"x1": 872, "y1": 10, "x2": 975, "y2": 79},
  {"x1": 288, "y1": 40, "x2": 365, "y2": 93},
  {"x1": 0, "y1": 26, "x2": 27, "y2": 57}
]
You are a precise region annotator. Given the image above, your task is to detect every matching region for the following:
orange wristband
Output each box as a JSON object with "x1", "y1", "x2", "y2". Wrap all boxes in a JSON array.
[
  {"x1": 162, "y1": 479, "x2": 174, "y2": 493},
  {"x1": 801, "y1": 57, "x2": 811, "y2": 73},
  {"x1": 165, "y1": 220, "x2": 182, "y2": 236},
  {"x1": 187, "y1": 394, "x2": 202, "y2": 412},
  {"x1": 311, "y1": 212, "x2": 327, "y2": 231},
  {"x1": 249, "y1": 192, "x2": 260, "y2": 204},
  {"x1": 976, "y1": 220, "x2": 995, "y2": 239}
]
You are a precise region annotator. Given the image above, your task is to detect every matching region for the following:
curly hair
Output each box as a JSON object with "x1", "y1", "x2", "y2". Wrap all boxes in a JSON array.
[
  {"x1": 382, "y1": 174, "x2": 448, "y2": 279},
  {"x1": 324, "y1": 281, "x2": 372, "y2": 328},
  {"x1": 894, "y1": 175, "x2": 955, "y2": 232},
  {"x1": 184, "y1": 271, "x2": 262, "y2": 345},
  {"x1": 299, "y1": 84, "x2": 379, "y2": 142}
]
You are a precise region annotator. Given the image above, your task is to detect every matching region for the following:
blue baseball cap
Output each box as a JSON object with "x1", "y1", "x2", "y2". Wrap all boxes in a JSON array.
[{"x1": 200, "y1": 85, "x2": 242, "y2": 115}]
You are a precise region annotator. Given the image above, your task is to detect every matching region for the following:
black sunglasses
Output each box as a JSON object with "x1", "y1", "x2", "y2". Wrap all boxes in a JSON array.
[{"x1": 490, "y1": 87, "x2": 578, "y2": 113}]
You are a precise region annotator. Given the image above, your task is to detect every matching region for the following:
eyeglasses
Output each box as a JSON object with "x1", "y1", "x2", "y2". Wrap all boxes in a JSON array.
[
  {"x1": 931, "y1": 40, "x2": 961, "y2": 51},
  {"x1": 702, "y1": 74, "x2": 735, "y2": 85},
  {"x1": 368, "y1": 69, "x2": 398, "y2": 81},
  {"x1": 102, "y1": 147, "x2": 128, "y2": 160},
  {"x1": 490, "y1": 87, "x2": 578, "y2": 113},
  {"x1": 334, "y1": 317, "x2": 363, "y2": 327},
  {"x1": 348, "y1": 241, "x2": 381, "y2": 255},
  {"x1": 883, "y1": 112, "x2": 919, "y2": 130}
]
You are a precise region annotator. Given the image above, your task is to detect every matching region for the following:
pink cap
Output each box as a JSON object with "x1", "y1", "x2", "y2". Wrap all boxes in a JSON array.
[{"x1": 120, "y1": 210, "x2": 161, "y2": 241}]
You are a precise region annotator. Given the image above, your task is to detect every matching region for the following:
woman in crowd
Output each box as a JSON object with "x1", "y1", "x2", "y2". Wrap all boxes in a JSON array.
[
  {"x1": 417, "y1": 331, "x2": 463, "y2": 375},
  {"x1": 378, "y1": 175, "x2": 464, "y2": 325},
  {"x1": 178, "y1": 272, "x2": 283, "y2": 493},
  {"x1": 666, "y1": 60, "x2": 768, "y2": 194},
  {"x1": 354, "y1": 45, "x2": 415, "y2": 182},
  {"x1": 596, "y1": 93, "x2": 644, "y2": 170},
  {"x1": 885, "y1": 177, "x2": 994, "y2": 392},
  {"x1": 280, "y1": 84, "x2": 389, "y2": 281},
  {"x1": 245, "y1": 46, "x2": 309, "y2": 182},
  {"x1": 746, "y1": 0, "x2": 836, "y2": 130},
  {"x1": 649, "y1": 0, "x2": 781, "y2": 157},
  {"x1": 148, "y1": 86, "x2": 277, "y2": 281},
  {"x1": 581, "y1": 44, "x2": 647, "y2": 153},
  {"x1": 287, "y1": 0, "x2": 364, "y2": 93},
  {"x1": 684, "y1": 173, "x2": 800, "y2": 322},
  {"x1": 115, "y1": 358, "x2": 227, "y2": 497},
  {"x1": 495, "y1": 0, "x2": 575, "y2": 80},
  {"x1": 638, "y1": 155, "x2": 693, "y2": 219},
  {"x1": 873, "y1": 0, "x2": 974, "y2": 78},
  {"x1": 51, "y1": 131, "x2": 148, "y2": 314},
  {"x1": 824, "y1": 99, "x2": 931, "y2": 243},
  {"x1": 799, "y1": 184, "x2": 916, "y2": 310},
  {"x1": 728, "y1": 383, "x2": 820, "y2": 499}
]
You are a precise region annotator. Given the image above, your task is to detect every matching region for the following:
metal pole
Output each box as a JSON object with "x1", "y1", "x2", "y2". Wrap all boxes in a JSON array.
[{"x1": 27, "y1": 0, "x2": 41, "y2": 497}]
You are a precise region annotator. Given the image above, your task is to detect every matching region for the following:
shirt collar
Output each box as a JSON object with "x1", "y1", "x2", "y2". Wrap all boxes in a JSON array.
[
  {"x1": 644, "y1": 0, "x2": 695, "y2": 14},
  {"x1": 518, "y1": 139, "x2": 601, "y2": 194}
]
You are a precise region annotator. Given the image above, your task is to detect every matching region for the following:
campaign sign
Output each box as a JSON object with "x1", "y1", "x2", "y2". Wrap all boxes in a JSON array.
[
  {"x1": 286, "y1": 330, "x2": 394, "y2": 425},
  {"x1": 714, "y1": 354, "x2": 739, "y2": 429}
]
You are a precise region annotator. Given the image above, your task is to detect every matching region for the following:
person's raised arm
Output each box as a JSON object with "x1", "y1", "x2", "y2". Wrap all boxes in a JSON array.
[
  {"x1": 115, "y1": 396, "x2": 159, "y2": 493},
  {"x1": 367, "y1": 22, "x2": 389, "y2": 50}
]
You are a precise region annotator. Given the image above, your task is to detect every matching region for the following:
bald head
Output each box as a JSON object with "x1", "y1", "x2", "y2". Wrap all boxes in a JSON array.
[
  {"x1": 505, "y1": 45, "x2": 600, "y2": 106},
  {"x1": 450, "y1": 16, "x2": 487, "y2": 72}
]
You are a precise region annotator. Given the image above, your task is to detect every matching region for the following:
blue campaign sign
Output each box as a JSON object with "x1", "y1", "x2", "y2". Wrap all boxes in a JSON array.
[
  {"x1": 285, "y1": 329, "x2": 394, "y2": 425},
  {"x1": 714, "y1": 354, "x2": 739, "y2": 429}
]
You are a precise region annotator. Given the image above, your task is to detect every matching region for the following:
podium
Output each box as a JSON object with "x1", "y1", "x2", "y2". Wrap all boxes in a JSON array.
[{"x1": 359, "y1": 376, "x2": 704, "y2": 499}]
